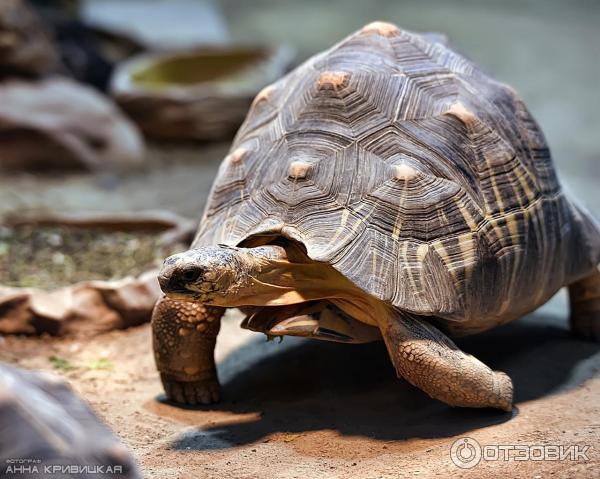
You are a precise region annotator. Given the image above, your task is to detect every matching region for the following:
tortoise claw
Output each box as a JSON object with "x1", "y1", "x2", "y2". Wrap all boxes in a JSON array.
[{"x1": 160, "y1": 374, "x2": 220, "y2": 405}]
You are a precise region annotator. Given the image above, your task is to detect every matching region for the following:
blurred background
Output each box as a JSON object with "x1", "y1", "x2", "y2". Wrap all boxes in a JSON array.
[{"x1": 0, "y1": 0, "x2": 598, "y2": 219}]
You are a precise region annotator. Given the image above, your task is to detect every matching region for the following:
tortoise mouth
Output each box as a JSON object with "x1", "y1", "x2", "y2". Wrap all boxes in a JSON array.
[
  {"x1": 241, "y1": 301, "x2": 382, "y2": 344},
  {"x1": 164, "y1": 290, "x2": 219, "y2": 303}
]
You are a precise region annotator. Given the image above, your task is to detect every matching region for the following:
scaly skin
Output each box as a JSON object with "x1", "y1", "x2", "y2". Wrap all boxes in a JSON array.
[
  {"x1": 380, "y1": 311, "x2": 513, "y2": 411},
  {"x1": 151, "y1": 295, "x2": 224, "y2": 405},
  {"x1": 569, "y1": 267, "x2": 600, "y2": 342}
]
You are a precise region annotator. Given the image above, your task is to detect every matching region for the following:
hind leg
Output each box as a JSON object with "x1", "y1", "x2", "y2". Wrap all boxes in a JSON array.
[
  {"x1": 569, "y1": 267, "x2": 600, "y2": 342},
  {"x1": 151, "y1": 296, "x2": 225, "y2": 404}
]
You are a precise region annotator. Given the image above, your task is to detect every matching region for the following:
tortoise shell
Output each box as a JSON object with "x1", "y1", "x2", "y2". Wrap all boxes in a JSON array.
[{"x1": 193, "y1": 22, "x2": 600, "y2": 329}]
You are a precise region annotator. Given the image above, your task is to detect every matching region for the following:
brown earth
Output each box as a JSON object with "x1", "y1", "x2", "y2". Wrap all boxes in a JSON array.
[{"x1": 1, "y1": 303, "x2": 598, "y2": 478}]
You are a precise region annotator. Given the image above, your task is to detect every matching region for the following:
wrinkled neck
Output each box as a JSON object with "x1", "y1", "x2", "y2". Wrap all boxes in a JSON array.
[{"x1": 229, "y1": 244, "x2": 390, "y2": 327}]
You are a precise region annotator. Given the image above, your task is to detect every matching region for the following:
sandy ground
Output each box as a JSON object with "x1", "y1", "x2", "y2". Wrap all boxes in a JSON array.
[{"x1": 1, "y1": 297, "x2": 599, "y2": 478}]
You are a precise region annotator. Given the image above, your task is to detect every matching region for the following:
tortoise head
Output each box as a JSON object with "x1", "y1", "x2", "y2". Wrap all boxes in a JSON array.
[
  {"x1": 158, "y1": 244, "x2": 300, "y2": 306},
  {"x1": 158, "y1": 245, "x2": 251, "y2": 305}
]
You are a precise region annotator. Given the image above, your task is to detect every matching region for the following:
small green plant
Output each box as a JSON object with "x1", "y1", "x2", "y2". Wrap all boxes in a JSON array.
[
  {"x1": 48, "y1": 355, "x2": 114, "y2": 371},
  {"x1": 49, "y1": 355, "x2": 77, "y2": 371},
  {"x1": 87, "y1": 358, "x2": 114, "y2": 370}
]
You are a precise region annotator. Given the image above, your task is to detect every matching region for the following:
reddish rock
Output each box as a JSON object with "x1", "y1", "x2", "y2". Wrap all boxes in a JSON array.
[{"x1": 0, "y1": 270, "x2": 160, "y2": 336}]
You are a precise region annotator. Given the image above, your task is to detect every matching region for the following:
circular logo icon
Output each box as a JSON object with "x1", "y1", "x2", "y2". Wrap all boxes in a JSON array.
[{"x1": 450, "y1": 437, "x2": 482, "y2": 469}]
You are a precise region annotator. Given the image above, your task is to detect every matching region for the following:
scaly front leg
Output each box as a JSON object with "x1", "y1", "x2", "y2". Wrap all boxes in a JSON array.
[
  {"x1": 151, "y1": 296, "x2": 224, "y2": 405},
  {"x1": 380, "y1": 311, "x2": 513, "y2": 411}
]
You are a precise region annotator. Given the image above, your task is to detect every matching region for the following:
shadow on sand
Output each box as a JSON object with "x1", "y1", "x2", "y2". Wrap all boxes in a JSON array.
[{"x1": 155, "y1": 313, "x2": 599, "y2": 450}]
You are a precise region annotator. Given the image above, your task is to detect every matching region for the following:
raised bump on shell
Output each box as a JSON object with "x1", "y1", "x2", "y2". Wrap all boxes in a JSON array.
[
  {"x1": 361, "y1": 21, "x2": 400, "y2": 37},
  {"x1": 445, "y1": 102, "x2": 478, "y2": 126},
  {"x1": 288, "y1": 161, "x2": 313, "y2": 179},
  {"x1": 393, "y1": 164, "x2": 418, "y2": 180},
  {"x1": 227, "y1": 147, "x2": 247, "y2": 165},
  {"x1": 317, "y1": 71, "x2": 349, "y2": 90},
  {"x1": 252, "y1": 84, "x2": 275, "y2": 106}
]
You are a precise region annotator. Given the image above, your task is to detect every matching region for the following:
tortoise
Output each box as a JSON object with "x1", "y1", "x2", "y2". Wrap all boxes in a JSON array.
[{"x1": 152, "y1": 22, "x2": 600, "y2": 411}]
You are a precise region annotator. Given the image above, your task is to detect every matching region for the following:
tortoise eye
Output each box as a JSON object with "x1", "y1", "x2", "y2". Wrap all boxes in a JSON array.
[{"x1": 180, "y1": 268, "x2": 202, "y2": 283}]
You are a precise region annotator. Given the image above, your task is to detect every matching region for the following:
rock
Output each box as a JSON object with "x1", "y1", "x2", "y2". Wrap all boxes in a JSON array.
[
  {"x1": 0, "y1": 363, "x2": 141, "y2": 478},
  {"x1": 0, "y1": 270, "x2": 161, "y2": 336},
  {"x1": 0, "y1": 77, "x2": 145, "y2": 172},
  {"x1": 110, "y1": 45, "x2": 294, "y2": 141},
  {"x1": 0, "y1": 0, "x2": 60, "y2": 76}
]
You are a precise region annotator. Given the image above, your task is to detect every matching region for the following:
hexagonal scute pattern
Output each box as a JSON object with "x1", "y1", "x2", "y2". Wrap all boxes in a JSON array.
[{"x1": 194, "y1": 22, "x2": 599, "y2": 319}]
